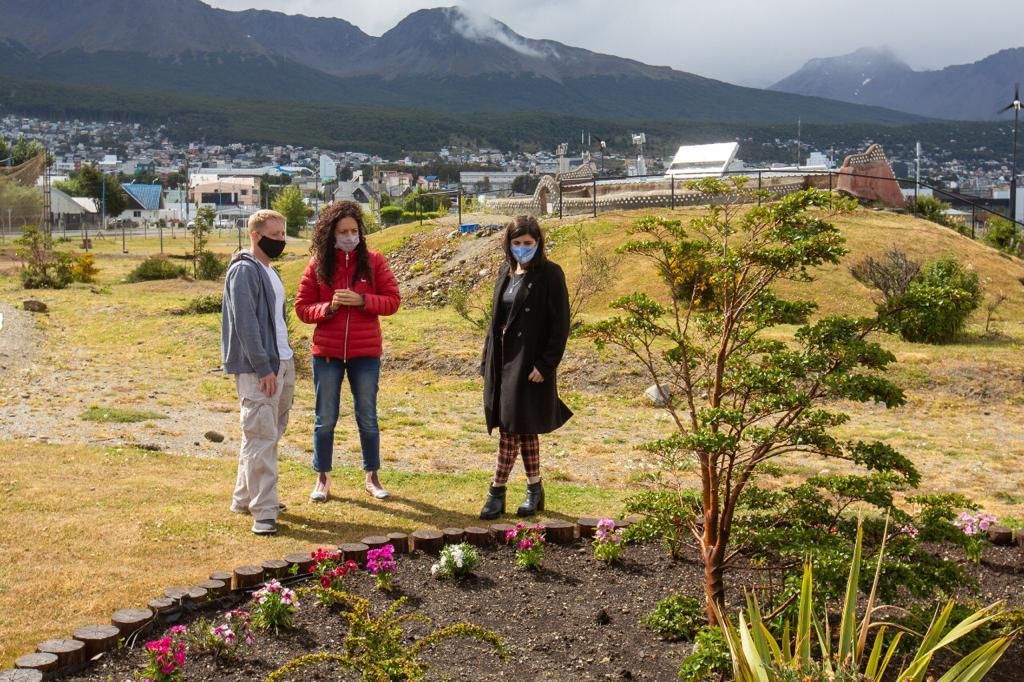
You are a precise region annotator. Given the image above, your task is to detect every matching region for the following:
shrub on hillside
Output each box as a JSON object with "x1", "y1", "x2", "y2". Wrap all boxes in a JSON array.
[
  {"x1": 908, "y1": 195, "x2": 953, "y2": 227},
  {"x1": 195, "y1": 250, "x2": 227, "y2": 281},
  {"x1": 380, "y1": 206, "x2": 404, "y2": 226},
  {"x1": 171, "y1": 294, "x2": 223, "y2": 315},
  {"x1": 127, "y1": 256, "x2": 187, "y2": 283},
  {"x1": 849, "y1": 247, "x2": 920, "y2": 303},
  {"x1": 982, "y1": 215, "x2": 1022, "y2": 255},
  {"x1": 882, "y1": 256, "x2": 982, "y2": 343}
]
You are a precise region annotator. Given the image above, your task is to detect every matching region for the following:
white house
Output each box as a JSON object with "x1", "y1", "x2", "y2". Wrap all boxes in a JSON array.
[{"x1": 117, "y1": 183, "x2": 163, "y2": 224}]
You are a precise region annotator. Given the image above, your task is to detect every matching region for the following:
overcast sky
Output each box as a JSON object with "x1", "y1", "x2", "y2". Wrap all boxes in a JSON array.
[{"x1": 205, "y1": 0, "x2": 1024, "y2": 86}]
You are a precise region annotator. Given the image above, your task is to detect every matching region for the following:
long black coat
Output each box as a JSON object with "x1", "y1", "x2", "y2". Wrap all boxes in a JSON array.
[{"x1": 481, "y1": 259, "x2": 573, "y2": 434}]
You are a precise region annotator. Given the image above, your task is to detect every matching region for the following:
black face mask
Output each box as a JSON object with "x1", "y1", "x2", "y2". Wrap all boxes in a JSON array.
[{"x1": 258, "y1": 235, "x2": 285, "y2": 259}]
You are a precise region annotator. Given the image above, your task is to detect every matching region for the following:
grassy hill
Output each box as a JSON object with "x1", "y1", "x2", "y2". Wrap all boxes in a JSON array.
[{"x1": 372, "y1": 207, "x2": 1024, "y2": 322}]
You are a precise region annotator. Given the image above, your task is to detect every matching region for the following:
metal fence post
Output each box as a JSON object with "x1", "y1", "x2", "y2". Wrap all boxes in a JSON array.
[
  {"x1": 458, "y1": 189, "x2": 463, "y2": 225},
  {"x1": 592, "y1": 177, "x2": 597, "y2": 218},
  {"x1": 559, "y1": 181, "x2": 563, "y2": 219},
  {"x1": 972, "y1": 205, "x2": 977, "y2": 239},
  {"x1": 758, "y1": 171, "x2": 763, "y2": 206},
  {"x1": 671, "y1": 175, "x2": 675, "y2": 209}
]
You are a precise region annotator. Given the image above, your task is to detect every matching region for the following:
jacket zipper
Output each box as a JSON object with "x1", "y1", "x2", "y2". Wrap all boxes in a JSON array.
[{"x1": 343, "y1": 251, "x2": 352, "y2": 361}]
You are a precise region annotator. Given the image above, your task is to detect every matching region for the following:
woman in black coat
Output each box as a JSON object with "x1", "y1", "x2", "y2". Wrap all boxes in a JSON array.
[{"x1": 479, "y1": 215, "x2": 572, "y2": 520}]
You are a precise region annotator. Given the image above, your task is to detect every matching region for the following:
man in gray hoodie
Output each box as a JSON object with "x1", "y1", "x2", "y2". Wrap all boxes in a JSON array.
[{"x1": 222, "y1": 209, "x2": 295, "y2": 535}]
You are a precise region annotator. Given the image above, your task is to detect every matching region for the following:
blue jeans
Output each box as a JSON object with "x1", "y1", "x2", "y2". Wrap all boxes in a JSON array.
[{"x1": 312, "y1": 355, "x2": 381, "y2": 473}]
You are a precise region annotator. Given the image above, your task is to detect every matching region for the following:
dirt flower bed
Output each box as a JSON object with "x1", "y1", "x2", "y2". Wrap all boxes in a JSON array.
[{"x1": 54, "y1": 540, "x2": 1024, "y2": 681}]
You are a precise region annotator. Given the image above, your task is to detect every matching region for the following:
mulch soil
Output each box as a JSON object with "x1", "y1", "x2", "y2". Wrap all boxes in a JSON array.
[{"x1": 53, "y1": 541, "x2": 1024, "y2": 681}]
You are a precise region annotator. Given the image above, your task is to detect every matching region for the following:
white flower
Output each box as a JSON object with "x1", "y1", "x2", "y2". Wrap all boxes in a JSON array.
[{"x1": 430, "y1": 563, "x2": 439, "y2": 575}]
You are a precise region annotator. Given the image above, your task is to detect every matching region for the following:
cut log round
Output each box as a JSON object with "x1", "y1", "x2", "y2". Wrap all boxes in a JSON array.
[
  {"x1": 442, "y1": 528, "x2": 465, "y2": 544},
  {"x1": 36, "y1": 639, "x2": 86, "y2": 669},
  {"x1": 341, "y1": 543, "x2": 370, "y2": 566},
  {"x1": 163, "y1": 586, "x2": 189, "y2": 603},
  {"x1": 386, "y1": 532, "x2": 410, "y2": 554},
  {"x1": 988, "y1": 526, "x2": 1013, "y2": 546},
  {"x1": 13, "y1": 653, "x2": 57, "y2": 675},
  {"x1": 72, "y1": 624, "x2": 120, "y2": 657},
  {"x1": 110, "y1": 608, "x2": 154, "y2": 637},
  {"x1": 411, "y1": 529, "x2": 444, "y2": 553},
  {"x1": 196, "y1": 577, "x2": 227, "y2": 593},
  {"x1": 464, "y1": 526, "x2": 492, "y2": 547},
  {"x1": 231, "y1": 565, "x2": 264, "y2": 591},
  {"x1": 614, "y1": 518, "x2": 633, "y2": 529},
  {"x1": 0, "y1": 669, "x2": 43, "y2": 681},
  {"x1": 197, "y1": 579, "x2": 227, "y2": 598},
  {"x1": 491, "y1": 523, "x2": 515, "y2": 544},
  {"x1": 208, "y1": 571, "x2": 232, "y2": 582},
  {"x1": 187, "y1": 586, "x2": 210, "y2": 608},
  {"x1": 148, "y1": 598, "x2": 175, "y2": 616},
  {"x1": 284, "y1": 553, "x2": 315, "y2": 574},
  {"x1": 576, "y1": 518, "x2": 600, "y2": 538},
  {"x1": 542, "y1": 519, "x2": 575, "y2": 544},
  {"x1": 1017, "y1": 530, "x2": 1024, "y2": 548},
  {"x1": 261, "y1": 559, "x2": 290, "y2": 579},
  {"x1": 361, "y1": 535, "x2": 390, "y2": 550}
]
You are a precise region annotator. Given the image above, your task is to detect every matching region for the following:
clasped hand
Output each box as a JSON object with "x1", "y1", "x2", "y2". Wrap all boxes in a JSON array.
[{"x1": 331, "y1": 288, "x2": 363, "y2": 311}]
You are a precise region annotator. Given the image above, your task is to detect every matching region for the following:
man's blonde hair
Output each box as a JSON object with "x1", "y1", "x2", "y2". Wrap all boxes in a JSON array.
[{"x1": 248, "y1": 209, "x2": 286, "y2": 232}]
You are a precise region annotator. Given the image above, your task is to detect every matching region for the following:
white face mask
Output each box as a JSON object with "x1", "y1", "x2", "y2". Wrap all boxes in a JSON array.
[{"x1": 336, "y1": 233, "x2": 360, "y2": 252}]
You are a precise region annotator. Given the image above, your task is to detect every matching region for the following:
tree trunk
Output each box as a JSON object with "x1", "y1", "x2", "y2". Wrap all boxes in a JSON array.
[{"x1": 703, "y1": 549, "x2": 726, "y2": 625}]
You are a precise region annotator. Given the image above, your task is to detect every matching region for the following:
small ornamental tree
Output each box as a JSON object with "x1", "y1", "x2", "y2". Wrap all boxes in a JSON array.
[
  {"x1": 588, "y1": 180, "x2": 917, "y2": 623},
  {"x1": 272, "y1": 184, "x2": 309, "y2": 237}
]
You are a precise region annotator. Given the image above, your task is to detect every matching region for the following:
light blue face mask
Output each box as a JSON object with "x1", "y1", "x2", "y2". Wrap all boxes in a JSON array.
[{"x1": 511, "y1": 244, "x2": 538, "y2": 264}]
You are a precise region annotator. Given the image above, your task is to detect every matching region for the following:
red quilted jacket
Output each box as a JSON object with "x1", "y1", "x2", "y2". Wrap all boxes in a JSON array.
[{"x1": 294, "y1": 249, "x2": 401, "y2": 360}]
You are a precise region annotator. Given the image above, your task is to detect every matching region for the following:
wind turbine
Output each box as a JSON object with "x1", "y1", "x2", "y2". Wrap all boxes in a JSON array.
[{"x1": 998, "y1": 84, "x2": 1022, "y2": 223}]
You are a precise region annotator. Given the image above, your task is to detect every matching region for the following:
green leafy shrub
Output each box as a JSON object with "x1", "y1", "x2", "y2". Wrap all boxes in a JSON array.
[
  {"x1": 127, "y1": 255, "x2": 187, "y2": 283},
  {"x1": 982, "y1": 215, "x2": 1021, "y2": 255},
  {"x1": 172, "y1": 294, "x2": 223, "y2": 315},
  {"x1": 195, "y1": 250, "x2": 226, "y2": 281},
  {"x1": 15, "y1": 224, "x2": 72, "y2": 289},
  {"x1": 621, "y1": 489, "x2": 699, "y2": 559},
  {"x1": 678, "y1": 626, "x2": 731, "y2": 681},
  {"x1": 882, "y1": 256, "x2": 982, "y2": 343},
  {"x1": 645, "y1": 594, "x2": 704, "y2": 641},
  {"x1": 380, "y1": 205, "x2": 404, "y2": 226},
  {"x1": 908, "y1": 195, "x2": 953, "y2": 226}
]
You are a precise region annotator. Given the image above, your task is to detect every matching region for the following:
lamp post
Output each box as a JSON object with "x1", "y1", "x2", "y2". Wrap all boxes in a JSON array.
[{"x1": 999, "y1": 84, "x2": 1022, "y2": 223}]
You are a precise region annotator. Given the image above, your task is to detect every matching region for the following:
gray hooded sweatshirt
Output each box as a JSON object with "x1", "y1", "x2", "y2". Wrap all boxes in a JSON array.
[{"x1": 221, "y1": 251, "x2": 281, "y2": 378}]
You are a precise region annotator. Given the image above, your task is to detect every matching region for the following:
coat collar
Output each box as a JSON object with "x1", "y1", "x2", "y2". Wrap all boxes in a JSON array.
[{"x1": 495, "y1": 262, "x2": 541, "y2": 329}]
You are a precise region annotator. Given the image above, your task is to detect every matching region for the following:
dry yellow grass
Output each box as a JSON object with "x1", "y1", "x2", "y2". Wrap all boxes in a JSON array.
[
  {"x1": 2, "y1": 206, "x2": 1023, "y2": 668},
  {"x1": 0, "y1": 441, "x2": 625, "y2": 667}
]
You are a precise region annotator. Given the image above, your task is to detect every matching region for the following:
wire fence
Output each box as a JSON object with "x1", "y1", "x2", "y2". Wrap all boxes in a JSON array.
[{"x1": 554, "y1": 168, "x2": 1024, "y2": 235}]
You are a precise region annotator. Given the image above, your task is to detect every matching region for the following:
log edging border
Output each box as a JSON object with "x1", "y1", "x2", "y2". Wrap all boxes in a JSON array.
[{"x1": 3, "y1": 516, "x2": 636, "y2": 678}]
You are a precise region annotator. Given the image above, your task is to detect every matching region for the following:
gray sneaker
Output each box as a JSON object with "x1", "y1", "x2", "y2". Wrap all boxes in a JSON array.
[{"x1": 251, "y1": 519, "x2": 277, "y2": 535}]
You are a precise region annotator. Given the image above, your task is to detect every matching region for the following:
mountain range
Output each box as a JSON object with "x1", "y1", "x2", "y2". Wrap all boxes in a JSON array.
[
  {"x1": 0, "y1": 0, "x2": 920, "y2": 124},
  {"x1": 771, "y1": 47, "x2": 1024, "y2": 121}
]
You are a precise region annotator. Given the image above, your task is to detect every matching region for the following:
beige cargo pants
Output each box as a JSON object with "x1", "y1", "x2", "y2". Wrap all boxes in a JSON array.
[{"x1": 232, "y1": 358, "x2": 296, "y2": 520}]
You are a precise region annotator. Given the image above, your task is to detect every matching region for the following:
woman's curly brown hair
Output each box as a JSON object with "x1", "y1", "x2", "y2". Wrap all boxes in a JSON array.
[{"x1": 311, "y1": 200, "x2": 371, "y2": 286}]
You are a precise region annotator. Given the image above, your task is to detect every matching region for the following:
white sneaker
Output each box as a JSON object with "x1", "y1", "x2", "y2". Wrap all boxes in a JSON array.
[{"x1": 309, "y1": 478, "x2": 329, "y2": 502}]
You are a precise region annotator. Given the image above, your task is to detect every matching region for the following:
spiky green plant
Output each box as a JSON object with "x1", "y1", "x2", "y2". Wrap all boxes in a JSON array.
[{"x1": 716, "y1": 519, "x2": 1016, "y2": 682}]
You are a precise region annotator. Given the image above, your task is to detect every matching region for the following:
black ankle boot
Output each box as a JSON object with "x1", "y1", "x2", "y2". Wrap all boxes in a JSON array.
[
  {"x1": 479, "y1": 485, "x2": 506, "y2": 520},
  {"x1": 517, "y1": 481, "x2": 545, "y2": 516}
]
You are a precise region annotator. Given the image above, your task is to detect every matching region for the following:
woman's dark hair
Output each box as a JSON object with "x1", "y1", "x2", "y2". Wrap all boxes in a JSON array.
[
  {"x1": 502, "y1": 215, "x2": 547, "y2": 270},
  {"x1": 311, "y1": 200, "x2": 371, "y2": 286}
]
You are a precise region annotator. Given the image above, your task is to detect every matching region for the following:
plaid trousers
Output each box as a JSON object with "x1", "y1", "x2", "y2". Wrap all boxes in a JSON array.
[{"x1": 494, "y1": 431, "x2": 540, "y2": 484}]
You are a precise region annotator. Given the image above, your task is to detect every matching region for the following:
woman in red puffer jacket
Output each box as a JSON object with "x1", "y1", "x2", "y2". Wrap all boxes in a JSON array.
[{"x1": 295, "y1": 200, "x2": 401, "y2": 503}]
